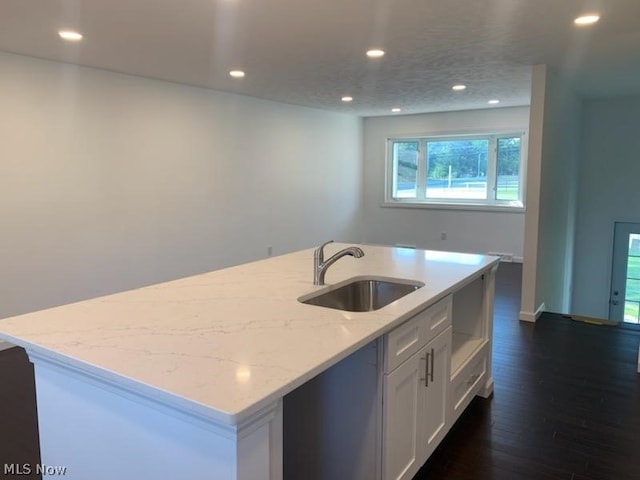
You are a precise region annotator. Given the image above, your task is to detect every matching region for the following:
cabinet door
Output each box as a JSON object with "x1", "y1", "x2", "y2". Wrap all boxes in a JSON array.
[
  {"x1": 382, "y1": 348, "x2": 426, "y2": 480},
  {"x1": 422, "y1": 327, "x2": 451, "y2": 458}
]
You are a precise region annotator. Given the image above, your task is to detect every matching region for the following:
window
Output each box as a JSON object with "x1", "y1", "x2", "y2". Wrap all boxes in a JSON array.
[{"x1": 386, "y1": 132, "x2": 525, "y2": 209}]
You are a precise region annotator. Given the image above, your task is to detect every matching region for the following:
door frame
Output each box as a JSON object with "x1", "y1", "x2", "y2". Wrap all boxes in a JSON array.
[{"x1": 609, "y1": 221, "x2": 640, "y2": 323}]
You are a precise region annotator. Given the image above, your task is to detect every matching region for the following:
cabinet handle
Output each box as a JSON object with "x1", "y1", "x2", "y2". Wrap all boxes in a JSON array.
[
  {"x1": 422, "y1": 348, "x2": 435, "y2": 388},
  {"x1": 429, "y1": 348, "x2": 435, "y2": 384},
  {"x1": 422, "y1": 355, "x2": 429, "y2": 387}
]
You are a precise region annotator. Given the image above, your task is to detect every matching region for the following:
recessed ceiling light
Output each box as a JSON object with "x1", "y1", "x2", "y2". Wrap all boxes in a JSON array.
[
  {"x1": 391, "y1": 108, "x2": 402, "y2": 113},
  {"x1": 452, "y1": 84, "x2": 467, "y2": 91},
  {"x1": 341, "y1": 96, "x2": 353, "y2": 102},
  {"x1": 58, "y1": 30, "x2": 83, "y2": 41},
  {"x1": 366, "y1": 49, "x2": 385, "y2": 58},
  {"x1": 488, "y1": 99, "x2": 500, "y2": 105},
  {"x1": 574, "y1": 14, "x2": 600, "y2": 25},
  {"x1": 229, "y1": 70, "x2": 245, "y2": 78}
]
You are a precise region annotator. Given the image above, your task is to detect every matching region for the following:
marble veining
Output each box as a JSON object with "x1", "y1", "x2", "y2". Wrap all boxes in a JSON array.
[{"x1": 0, "y1": 244, "x2": 498, "y2": 425}]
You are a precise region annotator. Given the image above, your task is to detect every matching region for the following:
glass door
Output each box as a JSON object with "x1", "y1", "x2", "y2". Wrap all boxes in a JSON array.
[{"x1": 609, "y1": 222, "x2": 640, "y2": 323}]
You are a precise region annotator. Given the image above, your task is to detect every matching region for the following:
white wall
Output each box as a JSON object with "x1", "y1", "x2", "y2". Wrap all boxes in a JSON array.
[
  {"x1": 572, "y1": 95, "x2": 640, "y2": 319},
  {"x1": 362, "y1": 107, "x2": 529, "y2": 257},
  {"x1": 536, "y1": 69, "x2": 581, "y2": 315},
  {"x1": 534, "y1": 68, "x2": 582, "y2": 316},
  {"x1": 0, "y1": 52, "x2": 362, "y2": 319},
  {"x1": 520, "y1": 66, "x2": 546, "y2": 321},
  {"x1": 521, "y1": 65, "x2": 582, "y2": 321}
]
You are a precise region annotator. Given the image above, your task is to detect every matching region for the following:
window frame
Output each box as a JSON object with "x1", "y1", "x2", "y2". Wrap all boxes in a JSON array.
[{"x1": 384, "y1": 130, "x2": 527, "y2": 212}]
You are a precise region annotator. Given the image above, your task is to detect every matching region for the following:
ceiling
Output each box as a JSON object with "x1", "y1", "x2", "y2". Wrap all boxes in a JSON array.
[{"x1": 1, "y1": 0, "x2": 639, "y2": 117}]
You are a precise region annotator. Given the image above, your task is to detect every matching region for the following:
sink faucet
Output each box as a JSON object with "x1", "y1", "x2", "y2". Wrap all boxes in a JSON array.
[{"x1": 313, "y1": 240, "x2": 365, "y2": 285}]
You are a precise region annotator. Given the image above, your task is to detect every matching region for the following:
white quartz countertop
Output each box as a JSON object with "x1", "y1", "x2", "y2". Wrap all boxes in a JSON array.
[{"x1": 0, "y1": 244, "x2": 499, "y2": 426}]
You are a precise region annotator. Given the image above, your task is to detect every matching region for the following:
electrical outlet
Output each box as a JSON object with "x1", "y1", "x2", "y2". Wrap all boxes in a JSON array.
[
  {"x1": 440, "y1": 232, "x2": 447, "y2": 240},
  {"x1": 267, "y1": 246, "x2": 273, "y2": 257}
]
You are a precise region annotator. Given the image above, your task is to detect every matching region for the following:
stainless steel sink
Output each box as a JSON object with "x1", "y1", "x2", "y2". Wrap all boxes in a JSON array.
[{"x1": 299, "y1": 277, "x2": 424, "y2": 312}]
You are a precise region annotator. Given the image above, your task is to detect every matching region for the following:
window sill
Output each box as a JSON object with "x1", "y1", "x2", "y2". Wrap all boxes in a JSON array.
[{"x1": 381, "y1": 201, "x2": 525, "y2": 213}]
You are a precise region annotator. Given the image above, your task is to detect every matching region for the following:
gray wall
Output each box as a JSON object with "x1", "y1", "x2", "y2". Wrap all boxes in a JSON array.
[
  {"x1": 572, "y1": 95, "x2": 640, "y2": 319},
  {"x1": 362, "y1": 107, "x2": 529, "y2": 258},
  {"x1": 0, "y1": 52, "x2": 363, "y2": 319},
  {"x1": 521, "y1": 65, "x2": 581, "y2": 320},
  {"x1": 535, "y1": 68, "x2": 582, "y2": 314}
]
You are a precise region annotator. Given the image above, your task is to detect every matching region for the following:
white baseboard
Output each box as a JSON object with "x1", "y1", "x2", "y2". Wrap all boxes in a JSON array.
[
  {"x1": 0, "y1": 340, "x2": 15, "y2": 352},
  {"x1": 519, "y1": 302, "x2": 546, "y2": 323},
  {"x1": 519, "y1": 311, "x2": 536, "y2": 322}
]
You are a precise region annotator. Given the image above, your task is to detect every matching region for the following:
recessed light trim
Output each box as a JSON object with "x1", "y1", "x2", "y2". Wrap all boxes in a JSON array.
[
  {"x1": 488, "y1": 99, "x2": 500, "y2": 105},
  {"x1": 229, "y1": 70, "x2": 245, "y2": 78},
  {"x1": 366, "y1": 49, "x2": 385, "y2": 58},
  {"x1": 574, "y1": 14, "x2": 600, "y2": 25},
  {"x1": 341, "y1": 96, "x2": 353, "y2": 102},
  {"x1": 452, "y1": 84, "x2": 467, "y2": 91},
  {"x1": 58, "y1": 30, "x2": 83, "y2": 41}
]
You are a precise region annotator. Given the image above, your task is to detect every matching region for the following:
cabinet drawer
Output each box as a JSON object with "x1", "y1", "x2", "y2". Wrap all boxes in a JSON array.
[
  {"x1": 421, "y1": 294, "x2": 452, "y2": 340},
  {"x1": 451, "y1": 345, "x2": 487, "y2": 419},
  {"x1": 384, "y1": 295, "x2": 452, "y2": 373}
]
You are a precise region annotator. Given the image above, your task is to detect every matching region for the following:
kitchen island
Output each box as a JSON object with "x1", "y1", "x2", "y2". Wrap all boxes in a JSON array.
[{"x1": 0, "y1": 244, "x2": 499, "y2": 479}]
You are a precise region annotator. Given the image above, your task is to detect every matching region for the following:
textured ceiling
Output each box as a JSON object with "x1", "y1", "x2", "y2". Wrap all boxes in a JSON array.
[{"x1": 1, "y1": 0, "x2": 639, "y2": 116}]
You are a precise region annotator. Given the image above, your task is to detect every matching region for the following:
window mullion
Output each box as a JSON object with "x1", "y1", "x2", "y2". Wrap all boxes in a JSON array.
[
  {"x1": 417, "y1": 140, "x2": 427, "y2": 200},
  {"x1": 388, "y1": 141, "x2": 397, "y2": 200},
  {"x1": 487, "y1": 137, "x2": 498, "y2": 203}
]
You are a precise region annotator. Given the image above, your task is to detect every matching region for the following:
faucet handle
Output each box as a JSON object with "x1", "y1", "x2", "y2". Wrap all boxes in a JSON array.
[
  {"x1": 315, "y1": 240, "x2": 334, "y2": 262},
  {"x1": 319, "y1": 239, "x2": 334, "y2": 249}
]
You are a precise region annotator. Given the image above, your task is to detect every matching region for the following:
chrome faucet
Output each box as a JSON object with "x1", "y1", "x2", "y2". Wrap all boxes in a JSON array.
[{"x1": 313, "y1": 240, "x2": 365, "y2": 285}]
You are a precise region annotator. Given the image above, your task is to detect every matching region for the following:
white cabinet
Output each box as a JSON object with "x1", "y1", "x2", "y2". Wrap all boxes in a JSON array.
[
  {"x1": 381, "y1": 294, "x2": 452, "y2": 480},
  {"x1": 381, "y1": 270, "x2": 496, "y2": 480},
  {"x1": 382, "y1": 326, "x2": 451, "y2": 480},
  {"x1": 422, "y1": 327, "x2": 451, "y2": 457},
  {"x1": 382, "y1": 343, "x2": 423, "y2": 480}
]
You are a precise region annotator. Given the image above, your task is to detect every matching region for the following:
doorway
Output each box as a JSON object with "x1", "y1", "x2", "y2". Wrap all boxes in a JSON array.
[{"x1": 610, "y1": 222, "x2": 640, "y2": 324}]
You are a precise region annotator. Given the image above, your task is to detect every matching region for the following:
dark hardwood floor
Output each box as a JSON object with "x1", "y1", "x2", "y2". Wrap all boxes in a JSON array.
[
  {"x1": 0, "y1": 346, "x2": 40, "y2": 478},
  {"x1": 1, "y1": 262, "x2": 639, "y2": 479}
]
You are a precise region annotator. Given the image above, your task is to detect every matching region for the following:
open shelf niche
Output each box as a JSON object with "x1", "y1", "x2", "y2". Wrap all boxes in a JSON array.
[{"x1": 451, "y1": 274, "x2": 487, "y2": 376}]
